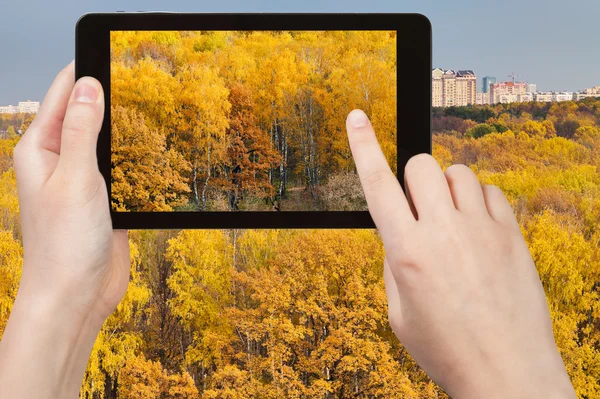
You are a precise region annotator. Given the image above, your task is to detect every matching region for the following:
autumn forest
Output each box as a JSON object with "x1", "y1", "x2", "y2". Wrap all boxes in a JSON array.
[
  {"x1": 110, "y1": 31, "x2": 397, "y2": 212},
  {"x1": 1, "y1": 96, "x2": 599, "y2": 398}
]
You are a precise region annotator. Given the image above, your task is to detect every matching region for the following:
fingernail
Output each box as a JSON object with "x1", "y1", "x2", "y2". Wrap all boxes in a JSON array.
[
  {"x1": 348, "y1": 109, "x2": 368, "y2": 128},
  {"x1": 74, "y1": 80, "x2": 99, "y2": 103}
]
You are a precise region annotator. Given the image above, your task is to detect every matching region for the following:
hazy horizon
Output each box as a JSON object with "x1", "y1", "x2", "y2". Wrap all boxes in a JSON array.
[{"x1": 1, "y1": 0, "x2": 599, "y2": 104}]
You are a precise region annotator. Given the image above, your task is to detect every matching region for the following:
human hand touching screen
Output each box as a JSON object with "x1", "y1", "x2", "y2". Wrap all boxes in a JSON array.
[{"x1": 345, "y1": 109, "x2": 576, "y2": 399}]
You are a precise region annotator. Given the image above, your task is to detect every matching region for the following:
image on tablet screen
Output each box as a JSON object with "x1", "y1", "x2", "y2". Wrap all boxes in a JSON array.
[{"x1": 110, "y1": 31, "x2": 397, "y2": 212}]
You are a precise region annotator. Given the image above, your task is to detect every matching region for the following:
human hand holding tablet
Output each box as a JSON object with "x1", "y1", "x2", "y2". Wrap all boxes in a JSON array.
[{"x1": 0, "y1": 63, "x2": 131, "y2": 399}]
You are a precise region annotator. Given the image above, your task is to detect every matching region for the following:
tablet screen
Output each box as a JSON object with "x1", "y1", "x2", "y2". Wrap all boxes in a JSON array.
[{"x1": 110, "y1": 31, "x2": 397, "y2": 212}]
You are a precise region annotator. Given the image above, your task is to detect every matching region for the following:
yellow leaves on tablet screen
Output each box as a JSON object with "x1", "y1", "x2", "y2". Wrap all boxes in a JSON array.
[
  {"x1": 109, "y1": 30, "x2": 397, "y2": 211},
  {"x1": 111, "y1": 105, "x2": 190, "y2": 211}
]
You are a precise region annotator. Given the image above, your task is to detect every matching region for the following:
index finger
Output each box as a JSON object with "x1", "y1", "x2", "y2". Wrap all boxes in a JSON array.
[{"x1": 346, "y1": 109, "x2": 416, "y2": 239}]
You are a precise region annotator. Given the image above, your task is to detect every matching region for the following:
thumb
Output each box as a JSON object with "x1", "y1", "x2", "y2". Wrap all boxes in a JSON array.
[{"x1": 57, "y1": 77, "x2": 104, "y2": 178}]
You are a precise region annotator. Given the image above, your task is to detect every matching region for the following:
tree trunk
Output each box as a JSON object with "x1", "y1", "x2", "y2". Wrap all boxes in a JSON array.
[
  {"x1": 269, "y1": 123, "x2": 274, "y2": 185},
  {"x1": 192, "y1": 164, "x2": 199, "y2": 208},
  {"x1": 201, "y1": 146, "x2": 211, "y2": 211},
  {"x1": 282, "y1": 129, "x2": 288, "y2": 198}
]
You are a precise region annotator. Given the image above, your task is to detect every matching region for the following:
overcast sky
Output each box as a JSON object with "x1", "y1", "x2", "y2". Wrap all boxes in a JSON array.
[{"x1": 1, "y1": 0, "x2": 598, "y2": 104}]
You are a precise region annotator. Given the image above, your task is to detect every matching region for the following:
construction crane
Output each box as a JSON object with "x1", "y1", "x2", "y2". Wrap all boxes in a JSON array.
[{"x1": 508, "y1": 72, "x2": 521, "y2": 84}]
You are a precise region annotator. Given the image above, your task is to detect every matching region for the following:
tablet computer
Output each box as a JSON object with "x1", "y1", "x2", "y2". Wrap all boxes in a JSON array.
[{"x1": 76, "y1": 13, "x2": 431, "y2": 229}]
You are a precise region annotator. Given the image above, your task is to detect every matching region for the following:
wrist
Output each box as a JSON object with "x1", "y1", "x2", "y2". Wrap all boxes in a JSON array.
[
  {"x1": 0, "y1": 282, "x2": 104, "y2": 398},
  {"x1": 451, "y1": 352, "x2": 576, "y2": 399}
]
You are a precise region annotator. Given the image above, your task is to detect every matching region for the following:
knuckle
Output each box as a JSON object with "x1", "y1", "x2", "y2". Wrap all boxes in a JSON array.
[
  {"x1": 444, "y1": 163, "x2": 475, "y2": 182},
  {"x1": 485, "y1": 184, "x2": 502, "y2": 194},
  {"x1": 405, "y1": 153, "x2": 437, "y2": 178},
  {"x1": 484, "y1": 184, "x2": 507, "y2": 202},
  {"x1": 387, "y1": 311, "x2": 403, "y2": 335},
  {"x1": 63, "y1": 104, "x2": 101, "y2": 134},
  {"x1": 388, "y1": 247, "x2": 414, "y2": 268},
  {"x1": 363, "y1": 170, "x2": 394, "y2": 191},
  {"x1": 51, "y1": 170, "x2": 104, "y2": 209},
  {"x1": 63, "y1": 123, "x2": 90, "y2": 137},
  {"x1": 13, "y1": 141, "x2": 24, "y2": 161},
  {"x1": 386, "y1": 239, "x2": 419, "y2": 268},
  {"x1": 406, "y1": 153, "x2": 434, "y2": 168},
  {"x1": 12, "y1": 141, "x2": 28, "y2": 170},
  {"x1": 445, "y1": 163, "x2": 471, "y2": 176}
]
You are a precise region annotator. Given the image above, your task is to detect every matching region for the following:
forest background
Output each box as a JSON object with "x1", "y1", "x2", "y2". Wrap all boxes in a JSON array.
[
  {"x1": 2, "y1": 90, "x2": 600, "y2": 397},
  {"x1": 3, "y1": 22, "x2": 600, "y2": 399}
]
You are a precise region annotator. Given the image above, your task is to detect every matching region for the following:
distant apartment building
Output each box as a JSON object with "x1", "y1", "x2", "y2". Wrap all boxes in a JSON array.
[
  {"x1": 554, "y1": 92, "x2": 573, "y2": 102},
  {"x1": 18, "y1": 100, "x2": 40, "y2": 113},
  {"x1": 581, "y1": 85, "x2": 600, "y2": 94},
  {"x1": 573, "y1": 92, "x2": 597, "y2": 101},
  {"x1": 533, "y1": 91, "x2": 573, "y2": 102},
  {"x1": 490, "y1": 82, "x2": 527, "y2": 104},
  {"x1": 476, "y1": 92, "x2": 490, "y2": 105},
  {"x1": 526, "y1": 83, "x2": 537, "y2": 93},
  {"x1": 482, "y1": 76, "x2": 496, "y2": 93},
  {"x1": 0, "y1": 100, "x2": 40, "y2": 114},
  {"x1": 518, "y1": 93, "x2": 534, "y2": 102},
  {"x1": 573, "y1": 85, "x2": 600, "y2": 101},
  {"x1": 442, "y1": 70, "x2": 457, "y2": 106},
  {"x1": 455, "y1": 70, "x2": 477, "y2": 106},
  {"x1": 432, "y1": 68, "x2": 444, "y2": 107},
  {"x1": 534, "y1": 92, "x2": 554, "y2": 102},
  {"x1": 495, "y1": 94, "x2": 521, "y2": 104},
  {"x1": 432, "y1": 68, "x2": 476, "y2": 107},
  {"x1": 0, "y1": 105, "x2": 19, "y2": 114}
]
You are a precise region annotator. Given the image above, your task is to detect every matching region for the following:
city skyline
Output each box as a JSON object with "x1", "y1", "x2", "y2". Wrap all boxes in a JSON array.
[
  {"x1": 0, "y1": 100, "x2": 40, "y2": 114},
  {"x1": 433, "y1": 67, "x2": 598, "y2": 94},
  {"x1": 1, "y1": 0, "x2": 600, "y2": 105},
  {"x1": 4, "y1": 66, "x2": 598, "y2": 109},
  {"x1": 4, "y1": 71, "x2": 599, "y2": 111},
  {"x1": 432, "y1": 68, "x2": 600, "y2": 106}
]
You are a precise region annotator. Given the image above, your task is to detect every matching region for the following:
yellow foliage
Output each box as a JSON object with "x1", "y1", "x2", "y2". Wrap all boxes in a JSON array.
[
  {"x1": 0, "y1": 168, "x2": 19, "y2": 234},
  {"x1": 0, "y1": 37, "x2": 599, "y2": 398},
  {"x1": 0, "y1": 230, "x2": 22, "y2": 336},
  {"x1": 111, "y1": 105, "x2": 191, "y2": 211},
  {"x1": 117, "y1": 354, "x2": 199, "y2": 399},
  {"x1": 110, "y1": 31, "x2": 397, "y2": 211},
  {"x1": 524, "y1": 211, "x2": 600, "y2": 397},
  {"x1": 80, "y1": 239, "x2": 151, "y2": 398},
  {"x1": 0, "y1": 137, "x2": 19, "y2": 174}
]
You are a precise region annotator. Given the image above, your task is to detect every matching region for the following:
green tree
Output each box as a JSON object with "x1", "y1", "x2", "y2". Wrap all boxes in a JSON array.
[{"x1": 466, "y1": 123, "x2": 496, "y2": 139}]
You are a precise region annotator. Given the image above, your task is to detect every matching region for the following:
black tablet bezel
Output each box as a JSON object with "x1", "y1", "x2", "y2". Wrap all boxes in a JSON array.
[{"x1": 76, "y1": 12, "x2": 431, "y2": 229}]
